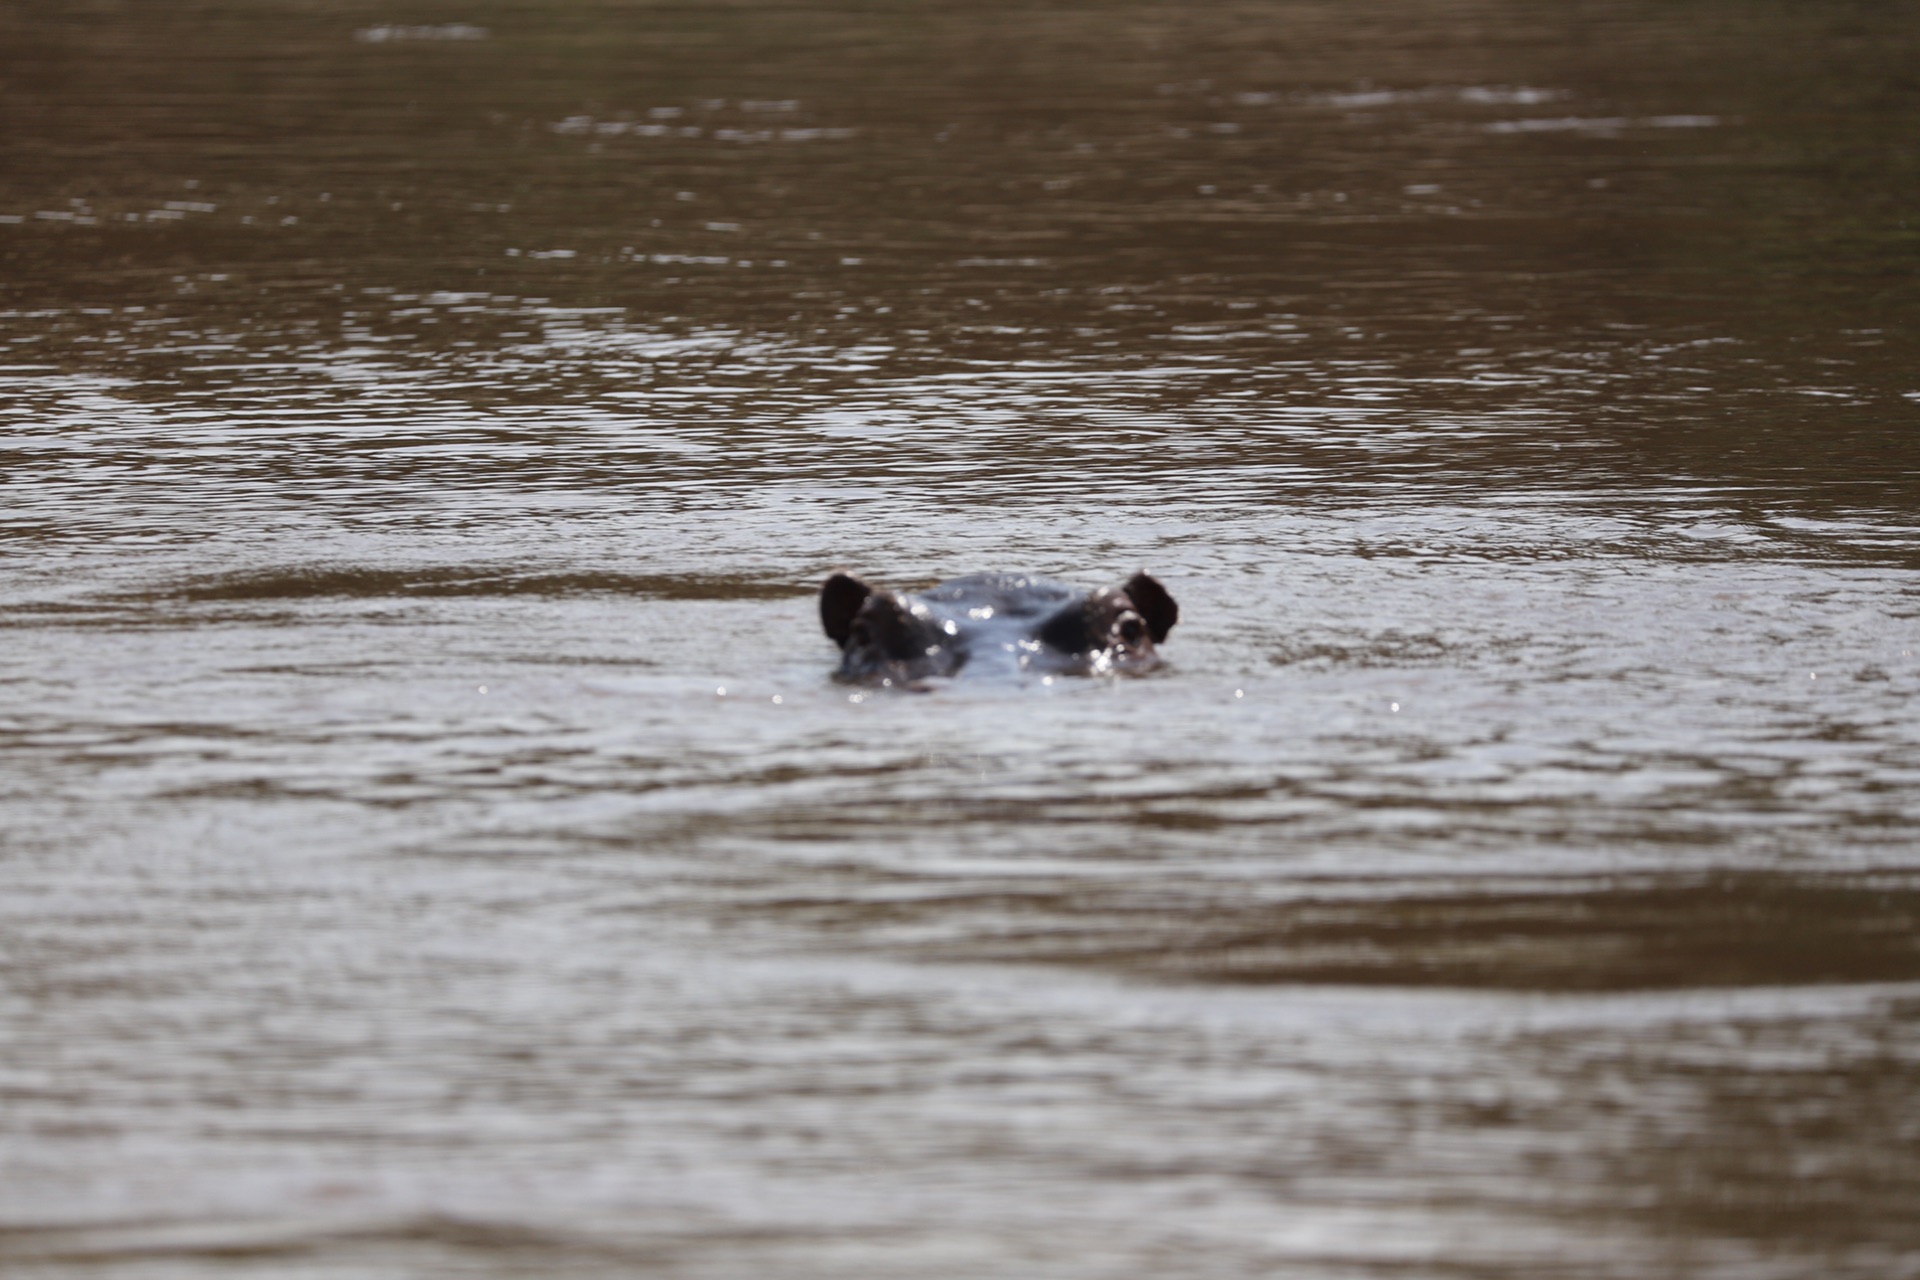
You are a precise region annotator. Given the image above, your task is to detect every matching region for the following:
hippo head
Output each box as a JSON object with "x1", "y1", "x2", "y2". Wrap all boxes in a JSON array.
[{"x1": 820, "y1": 570, "x2": 1178, "y2": 686}]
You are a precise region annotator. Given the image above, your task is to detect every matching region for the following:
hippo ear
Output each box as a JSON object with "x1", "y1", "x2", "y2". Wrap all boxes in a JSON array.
[
  {"x1": 1123, "y1": 572, "x2": 1178, "y2": 643},
  {"x1": 820, "y1": 572, "x2": 872, "y2": 649}
]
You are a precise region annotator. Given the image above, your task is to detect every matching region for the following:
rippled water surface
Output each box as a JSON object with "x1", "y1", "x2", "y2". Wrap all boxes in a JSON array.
[{"x1": 4, "y1": 2, "x2": 1920, "y2": 1275}]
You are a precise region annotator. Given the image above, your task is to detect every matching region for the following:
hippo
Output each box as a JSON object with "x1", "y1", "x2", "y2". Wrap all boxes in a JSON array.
[{"x1": 820, "y1": 570, "x2": 1178, "y2": 686}]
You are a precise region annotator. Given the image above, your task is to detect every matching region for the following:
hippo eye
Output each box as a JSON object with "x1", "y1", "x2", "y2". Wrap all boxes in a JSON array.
[{"x1": 1118, "y1": 614, "x2": 1146, "y2": 645}]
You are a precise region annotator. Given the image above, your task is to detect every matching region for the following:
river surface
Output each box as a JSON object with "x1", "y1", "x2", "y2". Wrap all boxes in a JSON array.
[{"x1": 3, "y1": 2, "x2": 1919, "y2": 1276}]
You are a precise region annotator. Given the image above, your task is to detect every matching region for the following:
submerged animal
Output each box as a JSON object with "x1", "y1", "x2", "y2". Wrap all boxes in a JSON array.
[{"x1": 820, "y1": 570, "x2": 1178, "y2": 685}]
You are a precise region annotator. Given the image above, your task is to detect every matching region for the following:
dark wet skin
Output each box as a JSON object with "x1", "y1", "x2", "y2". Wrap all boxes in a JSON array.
[{"x1": 821, "y1": 571, "x2": 1178, "y2": 686}]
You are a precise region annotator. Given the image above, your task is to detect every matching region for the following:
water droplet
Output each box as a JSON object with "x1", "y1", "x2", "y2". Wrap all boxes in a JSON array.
[
  {"x1": 771, "y1": 695, "x2": 783, "y2": 705},
  {"x1": 1390, "y1": 701, "x2": 1400, "y2": 712},
  {"x1": 715, "y1": 686, "x2": 726, "y2": 696},
  {"x1": 477, "y1": 685, "x2": 487, "y2": 694}
]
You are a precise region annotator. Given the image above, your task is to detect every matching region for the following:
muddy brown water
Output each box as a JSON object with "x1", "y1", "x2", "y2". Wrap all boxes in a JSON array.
[{"x1": 4, "y1": 2, "x2": 1919, "y2": 1275}]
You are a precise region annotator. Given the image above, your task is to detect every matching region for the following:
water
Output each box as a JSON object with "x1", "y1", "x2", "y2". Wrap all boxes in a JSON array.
[{"x1": 4, "y1": 2, "x2": 1920, "y2": 1275}]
